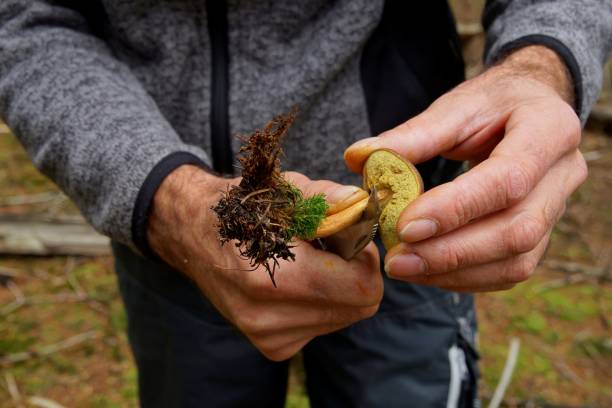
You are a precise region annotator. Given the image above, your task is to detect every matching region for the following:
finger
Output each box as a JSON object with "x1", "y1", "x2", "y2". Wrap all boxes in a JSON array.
[
  {"x1": 344, "y1": 89, "x2": 494, "y2": 173},
  {"x1": 248, "y1": 303, "x2": 378, "y2": 361},
  {"x1": 243, "y1": 241, "x2": 382, "y2": 308},
  {"x1": 438, "y1": 97, "x2": 576, "y2": 163},
  {"x1": 237, "y1": 299, "x2": 378, "y2": 337},
  {"x1": 344, "y1": 79, "x2": 579, "y2": 175},
  {"x1": 241, "y1": 300, "x2": 378, "y2": 361},
  {"x1": 254, "y1": 334, "x2": 313, "y2": 361},
  {"x1": 283, "y1": 171, "x2": 366, "y2": 214},
  {"x1": 396, "y1": 108, "x2": 583, "y2": 244},
  {"x1": 255, "y1": 313, "x2": 365, "y2": 361},
  {"x1": 398, "y1": 231, "x2": 550, "y2": 292},
  {"x1": 386, "y1": 150, "x2": 586, "y2": 276}
]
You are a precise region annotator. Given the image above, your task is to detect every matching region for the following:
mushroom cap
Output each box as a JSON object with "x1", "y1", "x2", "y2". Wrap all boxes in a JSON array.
[{"x1": 362, "y1": 149, "x2": 423, "y2": 250}]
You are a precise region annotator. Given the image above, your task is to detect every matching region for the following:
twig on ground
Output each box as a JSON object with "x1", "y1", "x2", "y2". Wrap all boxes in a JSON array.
[
  {"x1": 5, "y1": 280, "x2": 25, "y2": 302},
  {"x1": 0, "y1": 300, "x2": 24, "y2": 315},
  {"x1": 4, "y1": 371, "x2": 24, "y2": 408},
  {"x1": 488, "y1": 337, "x2": 520, "y2": 408},
  {"x1": 1, "y1": 292, "x2": 107, "y2": 316},
  {"x1": 553, "y1": 360, "x2": 583, "y2": 385},
  {"x1": 0, "y1": 265, "x2": 20, "y2": 277},
  {"x1": 1, "y1": 280, "x2": 27, "y2": 315},
  {"x1": 33, "y1": 268, "x2": 51, "y2": 281},
  {"x1": 63, "y1": 257, "x2": 108, "y2": 316},
  {"x1": 0, "y1": 192, "x2": 63, "y2": 207},
  {"x1": 86, "y1": 300, "x2": 109, "y2": 316},
  {"x1": 531, "y1": 339, "x2": 585, "y2": 385},
  {"x1": 582, "y1": 150, "x2": 603, "y2": 162},
  {"x1": 0, "y1": 330, "x2": 100, "y2": 366},
  {"x1": 534, "y1": 258, "x2": 611, "y2": 292},
  {"x1": 64, "y1": 257, "x2": 84, "y2": 296},
  {"x1": 542, "y1": 259, "x2": 610, "y2": 280},
  {"x1": 28, "y1": 396, "x2": 67, "y2": 408},
  {"x1": 598, "y1": 290, "x2": 610, "y2": 330},
  {"x1": 534, "y1": 273, "x2": 590, "y2": 293},
  {"x1": 0, "y1": 266, "x2": 20, "y2": 287},
  {"x1": 0, "y1": 218, "x2": 111, "y2": 256}
]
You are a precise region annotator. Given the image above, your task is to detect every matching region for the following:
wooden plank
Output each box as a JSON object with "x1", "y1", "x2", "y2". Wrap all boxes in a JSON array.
[{"x1": 0, "y1": 218, "x2": 110, "y2": 256}]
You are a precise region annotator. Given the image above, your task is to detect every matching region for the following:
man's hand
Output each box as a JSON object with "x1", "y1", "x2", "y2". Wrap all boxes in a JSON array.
[
  {"x1": 344, "y1": 45, "x2": 587, "y2": 292},
  {"x1": 147, "y1": 165, "x2": 382, "y2": 361}
]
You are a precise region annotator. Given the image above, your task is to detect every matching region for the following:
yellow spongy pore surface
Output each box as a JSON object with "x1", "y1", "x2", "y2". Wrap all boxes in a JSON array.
[{"x1": 364, "y1": 150, "x2": 422, "y2": 249}]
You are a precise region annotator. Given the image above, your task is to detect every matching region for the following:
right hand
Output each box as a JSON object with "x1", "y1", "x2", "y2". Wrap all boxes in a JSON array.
[{"x1": 147, "y1": 165, "x2": 383, "y2": 361}]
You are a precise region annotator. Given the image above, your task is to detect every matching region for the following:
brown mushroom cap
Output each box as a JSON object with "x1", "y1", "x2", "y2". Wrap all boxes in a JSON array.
[{"x1": 313, "y1": 149, "x2": 422, "y2": 249}]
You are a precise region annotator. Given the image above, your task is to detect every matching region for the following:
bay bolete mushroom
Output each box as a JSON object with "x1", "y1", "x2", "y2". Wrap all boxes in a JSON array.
[
  {"x1": 315, "y1": 149, "x2": 423, "y2": 250},
  {"x1": 362, "y1": 149, "x2": 423, "y2": 249}
]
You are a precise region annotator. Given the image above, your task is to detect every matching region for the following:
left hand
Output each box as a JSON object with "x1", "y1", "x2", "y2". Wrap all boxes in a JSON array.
[{"x1": 344, "y1": 46, "x2": 587, "y2": 292}]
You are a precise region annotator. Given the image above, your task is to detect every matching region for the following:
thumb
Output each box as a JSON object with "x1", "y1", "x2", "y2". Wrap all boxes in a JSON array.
[
  {"x1": 283, "y1": 172, "x2": 367, "y2": 215},
  {"x1": 344, "y1": 90, "x2": 486, "y2": 173}
]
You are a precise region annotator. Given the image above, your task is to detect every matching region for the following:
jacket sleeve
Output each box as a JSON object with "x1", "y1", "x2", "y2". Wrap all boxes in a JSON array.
[
  {"x1": 0, "y1": 1, "x2": 212, "y2": 254},
  {"x1": 483, "y1": 0, "x2": 612, "y2": 123}
]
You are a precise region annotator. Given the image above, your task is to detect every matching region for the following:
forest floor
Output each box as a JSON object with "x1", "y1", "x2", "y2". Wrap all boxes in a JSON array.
[{"x1": 0, "y1": 120, "x2": 610, "y2": 407}]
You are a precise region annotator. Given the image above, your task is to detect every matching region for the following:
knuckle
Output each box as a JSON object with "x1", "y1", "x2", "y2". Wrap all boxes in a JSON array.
[
  {"x1": 451, "y1": 184, "x2": 478, "y2": 227},
  {"x1": 574, "y1": 151, "x2": 588, "y2": 185},
  {"x1": 351, "y1": 275, "x2": 383, "y2": 307},
  {"x1": 351, "y1": 256, "x2": 383, "y2": 307},
  {"x1": 259, "y1": 345, "x2": 292, "y2": 362},
  {"x1": 503, "y1": 162, "x2": 532, "y2": 203},
  {"x1": 360, "y1": 304, "x2": 380, "y2": 320},
  {"x1": 250, "y1": 334, "x2": 306, "y2": 362},
  {"x1": 498, "y1": 283, "x2": 517, "y2": 291},
  {"x1": 284, "y1": 171, "x2": 309, "y2": 185},
  {"x1": 506, "y1": 212, "x2": 546, "y2": 254},
  {"x1": 396, "y1": 120, "x2": 417, "y2": 135},
  {"x1": 368, "y1": 275, "x2": 384, "y2": 305},
  {"x1": 562, "y1": 107, "x2": 582, "y2": 147},
  {"x1": 541, "y1": 197, "x2": 562, "y2": 228},
  {"x1": 436, "y1": 240, "x2": 463, "y2": 272},
  {"x1": 505, "y1": 256, "x2": 537, "y2": 283},
  {"x1": 558, "y1": 201, "x2": 567, "y2": 221},
  {"x1": 477, "y1": 283, "x2": 516, "y2": 292},
  {"x1": 235, "y1": 309, "x2": 267, "y2": 335}
]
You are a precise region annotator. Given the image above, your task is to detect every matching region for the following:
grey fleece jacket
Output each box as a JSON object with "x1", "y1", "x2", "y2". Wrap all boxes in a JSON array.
[{"x1": 0, "y1": 0, "x2": 610, "y2": 253}]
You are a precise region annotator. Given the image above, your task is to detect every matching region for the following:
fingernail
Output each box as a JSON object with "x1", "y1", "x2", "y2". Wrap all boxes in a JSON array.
[
  {"x1": 385, "y1": 253, "x2": 427, "y2": 278},
  {"x1": 400, "y1": 219, "x2": 438, "y2": 243},
  {"x1": 325, "y1": 185, "x2": 362, "y2": 204}
]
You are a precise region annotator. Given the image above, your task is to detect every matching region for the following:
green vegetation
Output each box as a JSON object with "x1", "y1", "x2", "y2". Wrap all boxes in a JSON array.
[
  {"x1": 287, "y1": 191, "x2": 328, "y2": 241},
  {"x1": 2, "y1": 122, "x2": 611, "y2": 406}
]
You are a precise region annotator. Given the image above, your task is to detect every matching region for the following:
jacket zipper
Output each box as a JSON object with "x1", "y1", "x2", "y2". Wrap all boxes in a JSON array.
[{"x1": 206, "y1": 0, "x2": 233, "y2": 175}]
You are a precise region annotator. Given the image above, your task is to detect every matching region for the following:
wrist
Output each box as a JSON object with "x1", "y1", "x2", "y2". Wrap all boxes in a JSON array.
[
  {"x1": 492, "y1": 45, "x2": 575, "y2": 106},
  {"x1": 147, "y1": 164, "x2": 226, "y2": 269}
]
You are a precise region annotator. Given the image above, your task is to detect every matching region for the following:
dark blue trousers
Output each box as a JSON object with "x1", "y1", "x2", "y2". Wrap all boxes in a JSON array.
[{"x1": 113, "y1": 238, "x2": 479, "y2": 408}]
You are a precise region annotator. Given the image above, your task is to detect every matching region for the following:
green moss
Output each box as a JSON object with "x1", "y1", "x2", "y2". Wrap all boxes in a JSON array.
[
  {"x1": 287, "y1": 186, "x2": 328, "y2": 240},
  {"x1": 542, "y1": 290, "x2": 599, "y2": 322},
  {"x1": 513, "y1": 311, "x2": 547, "y2": 334}
]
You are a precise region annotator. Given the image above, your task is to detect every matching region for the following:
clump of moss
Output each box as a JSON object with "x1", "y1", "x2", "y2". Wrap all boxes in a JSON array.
[{"x1": 212, "y1": 110, "x2": 328, "y2": 286}]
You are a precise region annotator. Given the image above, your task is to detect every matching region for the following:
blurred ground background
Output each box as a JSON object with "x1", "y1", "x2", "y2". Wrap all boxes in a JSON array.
[{"x1": 1, "y1": 1, "x2": 611, "y2": 407}]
